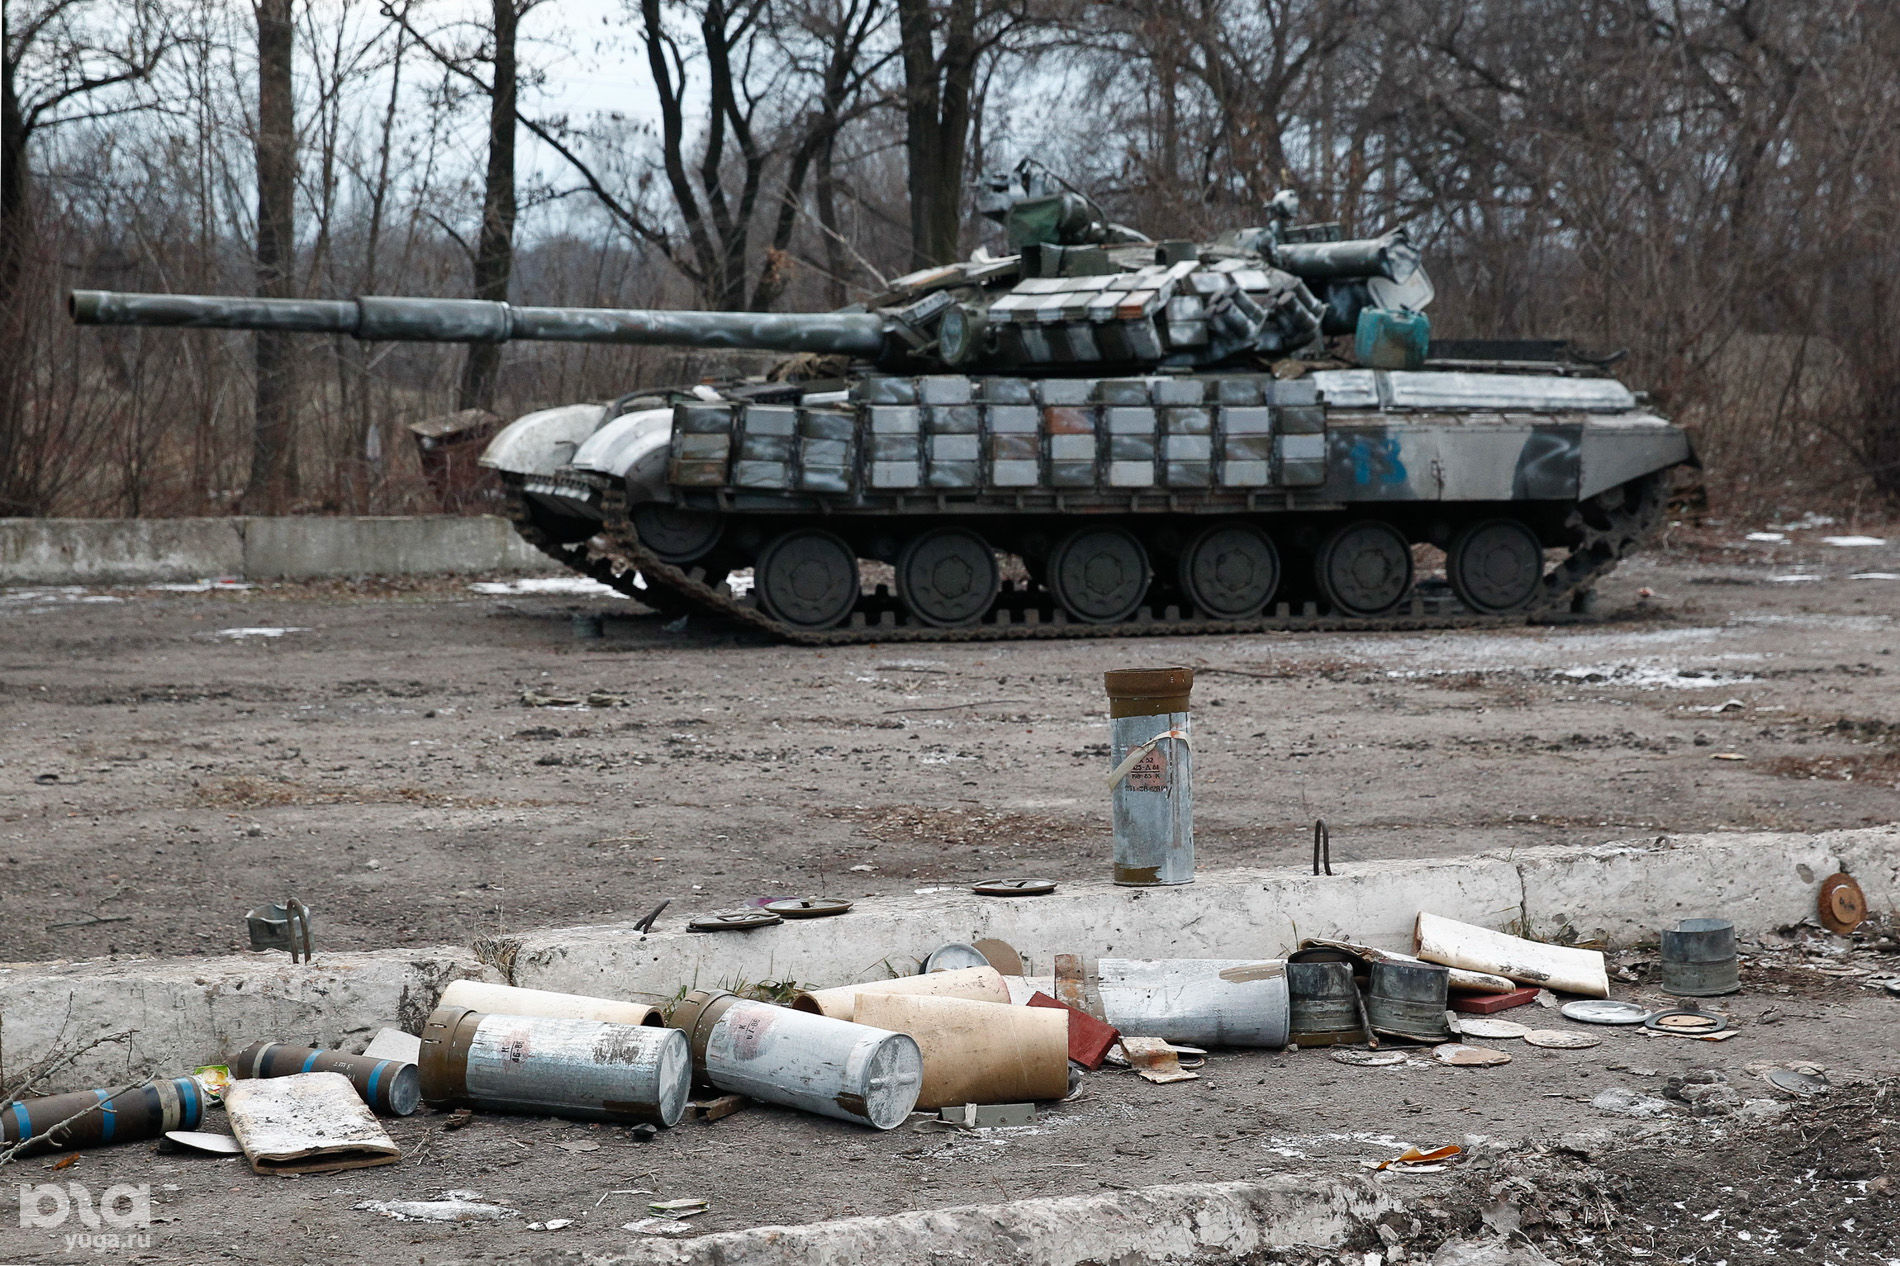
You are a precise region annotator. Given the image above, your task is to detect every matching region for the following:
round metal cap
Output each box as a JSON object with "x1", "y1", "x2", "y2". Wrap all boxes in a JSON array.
[
  {"x1": 688, "y1": 909, "x2": 783, "y2": 932},
  {"x1": 1559, "y1": 999, "x2": 1650, "y2": 1025},
  {"x1": 1520, "y1": 1029, "x2": 1600, "y2": 1050},
  {"x1": 1103, "y1": 667, "x2": 1194, "y2": 717},
  {"x1": 1643, "y1": 1008, "x2": 1728, "y2": 1035},
  {"x1": 764, "y1": 898, "x2": 853, "y2": 919},
  {"x1": 1331, "y1": 1049, "x2": 1405, "y2": 1067},
  {"x1": 922, "y1": 942, "x2": 990, "y2": 973},
  {"x1": 972, "y1": 877, "x2": 1056, "y2": 897},
  {"x1": 1819, "y1": 873, "x2": 1867, "y2": 935},
  {"x1": 972, "y1": 937, "x2": 1024, "y2": 975},
  {"x1": 668, "y1": 988, "x2": 742, "y2": 1081}
]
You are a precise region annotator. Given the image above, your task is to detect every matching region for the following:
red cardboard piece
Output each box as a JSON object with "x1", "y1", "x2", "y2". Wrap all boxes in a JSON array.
[
  {"x1": 1027, "y1": 991, "x2": 1119, "y2": 1070},
  {"x1": 1449, "y1": 986, "x2": 1540, "y2": 1014}
]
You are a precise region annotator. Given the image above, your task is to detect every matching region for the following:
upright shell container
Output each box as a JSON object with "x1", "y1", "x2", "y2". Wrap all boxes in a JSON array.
[
  {"x1": 1103, "y1": 667, "x2": 1195, "y2": 886},
  {"x1": 672, "y1": 990, "x2": 923, "y2": 1130},
  {"x1": 417, "y1": 1006, "x2": 690, "y2": 1127}
]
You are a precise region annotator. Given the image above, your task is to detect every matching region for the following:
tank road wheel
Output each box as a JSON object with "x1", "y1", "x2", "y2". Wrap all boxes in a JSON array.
[
  {"x1": 1049, "y1": 527, "x2": 1152, "y2": 624},
  {"x1": 1448, "y1": 517, "x2": 1545, "y2": 614},
  {"x1": 629, "y1": 504, "x2": 724, "y2": 564},
  {"x1": 897, "y1": 528, "x2": 1000, "y2": 628},
  {"x1": 754, "y1": 529, "x2": 860, "y2": 631},
  {"x1": 1315, "y1": 520, "x2": 1413, "y2": 617},
  {"x1": 1179, "y1": 522, "x2": 1280, "y2": 619}
]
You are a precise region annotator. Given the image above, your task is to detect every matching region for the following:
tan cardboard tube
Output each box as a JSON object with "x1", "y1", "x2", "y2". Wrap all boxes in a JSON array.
[
  {"x1": 790, "y1": 965, "x2": 1009, "y2": 1022},
  {"x1": 1414, "y1": 911, "x2": 1609, "y2": 998},
  {"x1": 437, "y1": 980, "x2": 663, "y2": 1027},
  {"x1": 853, "y1": 994, "x2": 1069, "y2": 1110}
]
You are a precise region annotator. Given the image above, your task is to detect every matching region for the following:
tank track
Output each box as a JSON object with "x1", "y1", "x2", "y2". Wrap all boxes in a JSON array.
[{"x1": 500, "y1": 474, "x2": 1668, "y2": 646}]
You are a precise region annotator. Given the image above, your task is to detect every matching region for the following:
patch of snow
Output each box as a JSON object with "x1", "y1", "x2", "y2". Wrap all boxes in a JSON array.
[
  {"x1": 1744, "y1": 532, "x2": 1787, "y2": 543},
  {"x1": 1769, "y1": 513, "x2": 1837, "y2": 531},
  {"x1": 1850, "y1": 572, "x2": 1900, "y2": 581},
  {"x1": 1767, "y1": 574, "x2": 1822, "y2": 583},
  {"x1": 148, "y1": 578, "x2": 254, "y2": 592},
  {"x1": 1555, "y1": 662, "x2": 1759, "y2": 690},
  {"x1": 215, "y1": 626, "x2": 309, "y2": 639},
  {"x1": 469, "y1": 576, "x2": 625, "y2": 597},
  {"x1": 356, "y1": 1192, "x2": 518, "y2": 1222},
  {"x1": 1822, "y1": 535, "x2": 1886, "y2": 547}
]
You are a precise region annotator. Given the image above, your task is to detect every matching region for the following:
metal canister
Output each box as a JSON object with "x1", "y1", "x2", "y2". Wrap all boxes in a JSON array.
[
  {"x1": 1286, "y1": 960, "x2": 1364, "y2": 1045},
  {"x1": 1103, "y1": 667, "x2": 1194, "y2": 886},
  {"x1": 671, "y1": 989, "x2": 923, "y2": 1130},
  {"x1": 232, "y1": 1042, "x2": 420, "y2": 1116},
  {"x1": 1660, "y1": 918, "x2": 1739, "y2": 997},
  {"x1": 417, "y1": 1006, "x2": 690, "y2": 1127},
  {"x1": 1365, "y1": 959, "x2": 1451, "y2": 1042},
  {"x1": 1, "y1": 1077, "x2": 204, "y2": 1155},
  {"x1": 1086, "y1": 958, "x2": 1289, "y2": 1047}
]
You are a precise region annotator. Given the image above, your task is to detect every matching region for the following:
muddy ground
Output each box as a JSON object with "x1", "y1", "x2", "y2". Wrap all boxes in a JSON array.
[
  {"x1": 1, "y1": 519, "x2": 1896, "y2": 962},
  {"x1": 0, "y1": 953, "x2": 1894, "y2": 1264}
]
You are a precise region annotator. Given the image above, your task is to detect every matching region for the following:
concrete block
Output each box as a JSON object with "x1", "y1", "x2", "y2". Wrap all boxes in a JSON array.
[
  {"x1": 580, "y1": 1175, "x2": 1400, "y2": 1265},
  {"x1": 1833, "y1": 825, "x2": 1900, "y2": 915},
  {"x1": 241, "y1": 515, "x2": 552, "y2": 579},
  {"x1": 1509, "y1": 830, "x2": 1854, "y2": 946},
  {"x1": 0, "y1": 517, "x2": 243, "y2": 585},
  {"x1": 0, "y1": 949, "x2": 481, "y2": 1091}
]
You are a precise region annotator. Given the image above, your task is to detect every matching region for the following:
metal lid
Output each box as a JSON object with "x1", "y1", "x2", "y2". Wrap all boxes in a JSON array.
[
  {"x1": 972, "y1": 877, "x2": 1056, "y2": 897},
  {"x1": 1819, "y1": 873, "x2": 1867, "y2": 935},
  {"x1": 1560, "y1": 999, "x2": 1649, "y2": 1025},
  {"x1": 763, "y1": 898, "x2": 853, "y2": 919},
  {"x1": 922, "y1": 943, "x2": 990, "y2": 972},
  {"x1": 972, "y1": 938, "x2": 1024, "y2": 975},
  {"x1": 1103, "y1": 667, "x2": 1193, "y2": 717},
  {"x1": 688, "y1": 909, "x2": 783, "y2": 932}
]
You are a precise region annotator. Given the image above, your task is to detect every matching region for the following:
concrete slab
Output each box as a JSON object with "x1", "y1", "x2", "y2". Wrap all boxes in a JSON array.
[
  {"x1": 0, "y1": 517, "x2": 243, "y2": 584},
  {"x1": 240, "y1": 514, "x2": 555, "y2": 579},
  {"x1": 0, "y1": 950, "x2": 482, "y2": 1089},
  {"x1": 549, "y1": 1175, "x2": 1402, "y2": 1266}
]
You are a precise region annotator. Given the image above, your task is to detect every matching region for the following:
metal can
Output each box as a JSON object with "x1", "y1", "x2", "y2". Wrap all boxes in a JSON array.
[
  {"x1": 1660, "y1": 918, "x2": 1739, "y2": 997},
  {"x1": 231, "y1": 1042, "x2": 420, "y2": 1116},
  {"x1": 1286, "y1": 960, "x2": 1364, "y2": 1045},
  {"x1": 1084, "y1": 957, "x2": 1289, "y2": 1047},
  {"x1": 671, "y1": 990, "x2": 923, "y2": 1130},
  {"x1": 417, "y1": 1006, "x2": 690, "y2": 1127},
  {"x1": 1103, "y1": 667, "x2": 1194, "y2": 886},
  {"x1": 1365, "y1": 959, "x2": 1451, "y2": 1043},
  {"x1": 1, "y1": 1077, "x2": 204, "y2": 1155}
]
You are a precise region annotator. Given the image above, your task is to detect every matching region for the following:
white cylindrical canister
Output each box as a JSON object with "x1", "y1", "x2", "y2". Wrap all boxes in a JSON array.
[
  {"x1": 1082, "y1": 957, "x2": 1289, "y2": 1047},
  {"x1": 1103, "y1": 668, "x2": 1194, "y2": 885},
  {"x1": 418, "y1": 1006, "x2": 690, "y2": 1127},
  {"x1": 437, "y1": 980, "x2": 664, "y2": 1027},
  {"x1": 673, "y1": 990, "x2": 923, "y2": 1130}
]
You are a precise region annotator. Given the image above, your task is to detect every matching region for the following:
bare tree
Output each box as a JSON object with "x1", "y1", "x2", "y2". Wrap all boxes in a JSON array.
[{"x1": 243, "y1": 0, "x2": 299, "y2": 513}]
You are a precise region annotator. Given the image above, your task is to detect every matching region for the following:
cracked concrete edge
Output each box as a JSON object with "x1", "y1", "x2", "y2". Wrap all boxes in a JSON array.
[
  {"x1": 519, "y1": 1174, "x2": 1405, "y2": 1266},
  {"x1": 2, "y1": 828, "x2": 1892, "y2": 1092}
]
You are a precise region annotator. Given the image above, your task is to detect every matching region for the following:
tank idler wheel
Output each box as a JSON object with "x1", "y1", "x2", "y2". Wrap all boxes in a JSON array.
[
  {"x1": 1448, "y1": 517, "x2": 1546, "y2": 614},
  {"x1": 754, "y1": 529, "x2": 860, "y2": 631},
  {"x1": 629, "y1": 504, "x2": 724, "y2": 564},
  {"x1": 897, "y1": 527, "x2": 1000, "y2": 628},
  {"x1": 1179, "y1": 522, "x2": 1280, "y2": 619},
  {"x1": 1049, "y1": 526, "x2": 1151, "y2": 624},
  {"x1": 1315, "y1": 520, "x2": 1413, "y2": 617}
]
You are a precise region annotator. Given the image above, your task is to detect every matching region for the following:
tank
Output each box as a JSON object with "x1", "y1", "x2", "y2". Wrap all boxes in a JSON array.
[{"x1": 70, "y1": 159, "x2": 1694, "y2": 642}]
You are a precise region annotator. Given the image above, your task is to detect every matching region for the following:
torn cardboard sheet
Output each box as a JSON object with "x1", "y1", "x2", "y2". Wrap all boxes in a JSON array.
[{"x1": 224, "y1": 1071, "x2": 400, "y2": 1176}]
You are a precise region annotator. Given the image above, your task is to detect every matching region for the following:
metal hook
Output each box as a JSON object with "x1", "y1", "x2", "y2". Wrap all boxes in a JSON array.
[{"x1": 1312, "y1": 819, "x2": 1332, "y2": 877}]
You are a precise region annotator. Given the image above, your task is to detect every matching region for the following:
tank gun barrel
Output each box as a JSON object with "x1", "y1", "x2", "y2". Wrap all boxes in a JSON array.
[{"x1": 68, "y1": 290, "x2": 890, "y2": 357}]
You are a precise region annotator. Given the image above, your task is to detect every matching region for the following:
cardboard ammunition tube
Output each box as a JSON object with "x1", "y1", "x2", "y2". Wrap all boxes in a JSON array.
[
  {"x1": 418, "y1": 1006, "x2": 689, "y2": 1127},
  {"x1": 791, "y1": 964, "x2": 1010, "y2": 1021},
  {"x1": 1, "y1": 1078, "x2": 204, "y2": 1155},
  {"x1": 232, "y1": 1042, "x2": 421, "y2": 1116},
  {"x1": 437, "y1": 979, "x2": 664, "y2": 1027},
  {"x1": 1414, "y1": 911, "x2": 1610, "y2": 998},
  {"x1": 853, "y1": 993, "x2": 1070, "y2": 1110},
  {"x1": 671, "y1": 990, "x2": 923, "y2": 1130}
]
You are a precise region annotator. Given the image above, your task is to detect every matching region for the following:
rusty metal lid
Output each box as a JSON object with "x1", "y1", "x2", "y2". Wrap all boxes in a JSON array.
[
  {"x1": 763, "y1": 898, "x2": 853, "y2": 919},
  {"x1": 972, "y1": 937, "x2": 1024, "y2": 975},
  {"x1": 1818, "y1": 873, "x2": 1867, "y2": 935},
  {"x1": 1102, "y1": 667, "x2": 1193, "y2": 717},
  {"x1": 667, "y1": 989, "x2": 741, "y2": 1078},
  {"x1": 972, "y1": 877, "x2": 1057, "y2": 897},
  {"x1": 687, "y1": 909, "x2": 783, "y2": 932},
  {"x1": 1643, "y1": 1008, "x2": 1727, "y2": 1035}
]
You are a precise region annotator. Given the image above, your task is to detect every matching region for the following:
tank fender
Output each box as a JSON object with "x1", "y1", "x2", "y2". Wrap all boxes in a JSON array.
[
  {"x1": 478, "y1": 402, "x2": 608, "y2": 477},
  {"x1": 568, "y1": 407, "x2": 674, "y2": 505},
  {"x1": 1578, "y1": 413, "x2": 1695, "y2": 500}
]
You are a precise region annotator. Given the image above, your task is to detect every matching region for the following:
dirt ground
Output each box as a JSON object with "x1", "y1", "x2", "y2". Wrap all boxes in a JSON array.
[
  {"x1": 1, "y1": 517, "x2": 1898, "y2": 1263},
  {"x1": 1, "y1": 519, "x2": 1896, "y2": 962},
  {"x1": 0, "y1": 952, "x2": 1894, "y2": 1264}
]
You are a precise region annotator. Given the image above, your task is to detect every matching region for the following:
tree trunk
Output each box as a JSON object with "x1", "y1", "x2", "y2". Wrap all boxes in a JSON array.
[
  {"x1": 0, "y1": 48, "x2": 31, "y2": 515},
  {"x1": 458, "y1": 0, "x2": 518, "y2": 413},
  {"x1": 897, "y1": 0, "x2": 977, "y2": 269},
  {"x1": 245, "y1": 0, "x2": 298, "y2": 514}
]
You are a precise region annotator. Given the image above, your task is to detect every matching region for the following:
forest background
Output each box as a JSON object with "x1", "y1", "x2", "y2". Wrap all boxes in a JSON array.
[{"x1": 2, "y1": 0, "x2": 1896, "y2": 520}]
